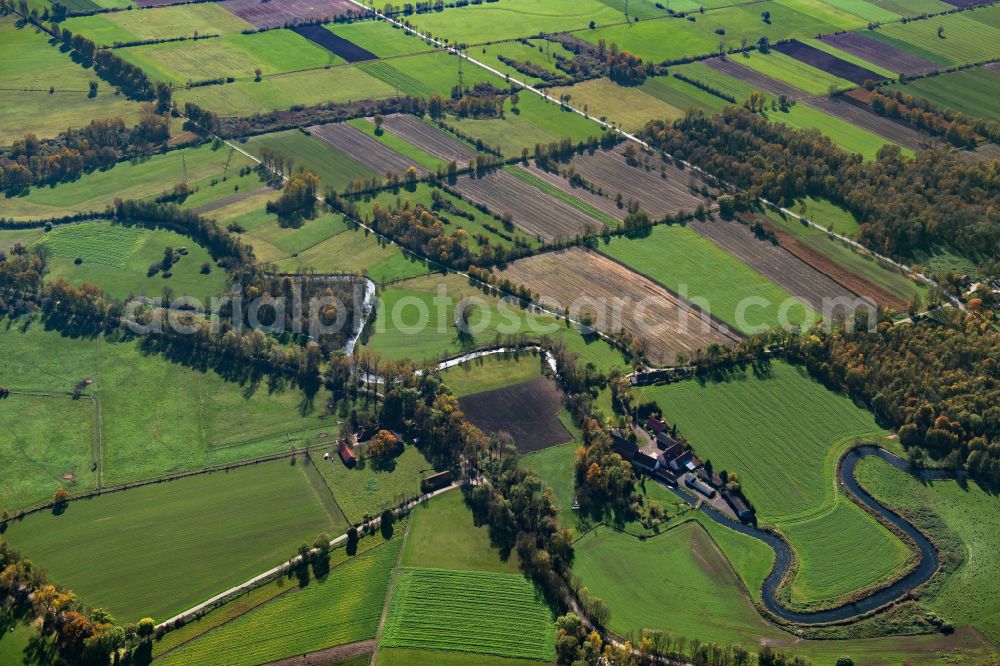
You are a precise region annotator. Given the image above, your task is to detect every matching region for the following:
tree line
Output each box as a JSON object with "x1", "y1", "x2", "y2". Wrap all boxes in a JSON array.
[{"x1": 639, "y1": 106, "x2": 999, "y2": 267}]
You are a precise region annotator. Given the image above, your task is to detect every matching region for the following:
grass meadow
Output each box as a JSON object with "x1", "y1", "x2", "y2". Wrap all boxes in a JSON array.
[
  {"x1": 401, "y1": 490, "x2": 520, "y2": 573},
  {"x1": 768, "y1": 102, "x2": 908, "y2": 159},
  {"x1": 871, "y1": 10, "x2": 1000, "y2": 66},
  {"x1": 737, "y1": 50, "x2": 855, "y2": 95},
  {"x1": 355, "y1": 183, "x2": 542, "y2": 254},
  {"x1": 857, "y1": 456, "x2": 1000, "y2": 643},
  {"x1": 763, "y1": 210, "x2": 927, "y2": 303},
  {"x1": 35, "y1": 221, "x2": 228, "y2": 303},
  {"x1": 365, "y1": 273, "x2": 625, "y2": 372},
  {"x1": 601, "y1": 225, "x2": 819, "y2": 334},
  {"x1": 635, "y1": 361, "x2": 887, "y2": 523},
  {"x1": 176, "y1": 65, "x2": 396, "y2": 116},
  {"x1": 328, "y1": 20, "x2": 438, "y2": 58},
  {"x1": 585, "y1": 1, "x2": 839, "y2": 63},
  {"x1": 380, "y1": 568, "x2": 555, "y2": 661},
  {"x1": 0, "y1": 321, "x2": 334, "y2": 488},
  {"x1": 448, "y1": 93, "x2": 605, "y2": 157},
  {"x1": 406, "y1": 0, "x2": 625, "y2": 44},
  {"x1": 4, "y1": 143, "x2": 253, "y2": 220},
  {"x1": 347, "y1": 118, "x2": 445, "y2": 172},
  {"x1": 0, "y1": 18, "x2": 142, "y2": 143},
  {"x1": 243, "y1": 129, "x2": 377, "y2": 192},
  {"x1": 314, "y1": 444, "x2": 432, "y2": 525},
  {"x1": 152, "y1": 531, "x2": 395, "y2": 658},
  {"x1": 376, "y1": 649, "x2": 551, "y2": 666},
  {"x1": 438, "y1": 353, "x2": 543, "y2": 397},
  {"x1": 0, "y1": 393, "x2": 97, "y2": 512},
  {"x1": 889, "y1": 66, "x2": 1000, "y2": 121},
  {"x1": 156, "y1": 536, "x2": 402, "y2": 665},
  {"x1": 63, "y1": 3, "x2": 252, "y2": 45},
  {"x1": 2, "y1": 458, "x2": 343, "y2": 622},
  {"x1": 573, "y1": 521, "x2": 990, "y2": 662},
  {"x1": 781, "y1": 499, "x2": 913, "y2": 606},
  {"x1": 117, "y1": 30, "x2": 343, "y2": 85},
  {"x1": 560, "y1": 77, "x2": 684, "y2": 132}
]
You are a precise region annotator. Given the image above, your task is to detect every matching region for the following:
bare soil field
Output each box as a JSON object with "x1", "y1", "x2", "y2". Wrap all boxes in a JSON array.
[
  {"x1": 308, "y1": 122, "x2": 428, "y2": 176},
  {"x1": 518, "y1": 164, "x2": 627, "y2": 221},
  {"x1": 453, "y1": 169, "x2": 602, "y2": 241},
  {"x1": 190, "y1": 186, "x2": 274, "y2": 216},
  {"x1": 756, "y1": 215, "x2": 909, "y2": 311},
  {"x1": 219, "y1": 0, "x2": 361, "y2": 29},
  {"x1": 819, "y1": 32, "x2": 937, "y2": 76},
  {"x1": 458, "y1": 377, "x2": 572, "y2": 454},
  {"x1": 292, "y1": 24, "x2": 376, "y2": 62},
  {"x1": 498, "y1": 248, "x2": 741, "y2": 365},
  {"x1": 804, "y1": 96, "x2": 939, "y2": 152},
  {"x1": 774, "y1": 41, "x2": 886, "y2": 85},
  {"x1": 704, "y1": 56, "x2": 808, "y2": 100},
  {"x1": 380, "y1": 114, "x2": 480, "y2": 163},
  {"x1": 568, "y1": 146, "x2": 711, "y2": 219},
  {"x1": 688, "y1": 218, "x2": 867, "y2": 316}
]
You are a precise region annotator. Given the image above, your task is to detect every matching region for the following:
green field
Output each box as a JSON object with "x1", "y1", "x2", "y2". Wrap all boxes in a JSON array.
[
  {"x1": 63, "y1": 4, "x2": 253, "y2": 45},
  {"x1": 438, "y1": 353, "x2": 543, "y2": 397},
  {"x1": 585, "y1": 1, "x2": 839, "y2": 63},
  {"x1": 347, "y1": 118, "x2": 444, "y2": 172},
  {"x1": 505, "y1": 166, "x2": 618, "y2": 228},
  {"x1": 354, "y1": 182, "x2": 542, "y2": 254},
  {"x1": 769, "y1": 102, "x2": 908, "y2": 159},
  {"x1": 0, "y1": 18, "x2": 142, "y2": 143},
  {"x1": 376, "y1": 648, "x2": 551, "y2": 666},
  {"x1": 157, "y1": 537, "x2": 402, "y2": 666},
  {"x1": 573, "y1": 521, "x2": 990, "y2": 662},
  {"x1": 0, "y1": 228, "x2": 44, "y2": 253},
  {"x1": 117, "y1": 31, "x2": 342, "y2": 85},
  {"x1": 601, "y1": 225, "x2": 818, "y2": 334},
  {"x1": 889, "y1": 66, "x2": 1000, "y2": 122},
  {"x1": 243, "y1": 129, "x2": 377, "y2": 193},
  {"x1": 152, "y1": 531, "x2": 394, "y2": 658},
  {"x1": 858, "y1": 456, "x2": 1000, "y2": 643},
  {"x1": 772, "y1": 0, "x2": 872, "y2": 29},
  {"x1": 35, "y1": 221, "x2": 228, "y2": 303},
  {"x1": 401, "y1": 490, "x2": 520, "y2": 574},
  {"x1": 330, "y1": 20, "x2": 437, "y2": 58},
  {"x1": 448, "y1": 93, "x2": 605, "y2": 157},
  {"x1": 366, "y1": 273, "x2": 625, "y2": 372},
  {"x1": 3, "y1": 143, "x2": 253, "y2": 220},
  {"x1": 871, "y1": 9, "x2": 1000, "y2": 67},
  {"x1": 240, "y1": 210, "x2": 350, "y2": 264},
  {"x1": 781, "y1": 499, "x2": 913, "y2": 605},
  {"x1": 381, "y1": 568, "x2": 555, "y2": 661},
  {"x1": 474, "y1": 39, "x2": 568, "y2": 84},
  {"x1": 359, "y1": 50, "x2": 501, "y2": 99},
  {"x1": 2, "y1": 458, "x2": 344, "y2": 622},
  {"x1": 314, "y1": 444, "x2": 432, "y2": 525},
  {"x1": 560, "y1": 77, "x2": 683, "y2": 132},
  {"x1": 636, "y1": 361, "x2": 886, "y2": 523},
  {"x1": 0, "y1": 393, "x2": 97, "y2": 512},
  {"x1": 763, "y1": 210, "x2": 927, "y2": 303},
  {"x1": 0, "y1": 322, "x2": 334, "y2": 488},
  {"x1": 793, "y1": 196, "x2": 861, "y2": 236},
  {"x1": 738, "y1": 50, "x2": 855, "y2": 95},
  {"x1": 0, "y1": 622, "x2": 34, "y2": 666},
  {"x1": 801, "y1": 37, "x2": 897, "y2": 79},
  {"x1": 176, "y1": 65, "x2": 397, "y2": 117},
  {"x1": 407, "y1": 0, "x2": 625, "y2": 43}
]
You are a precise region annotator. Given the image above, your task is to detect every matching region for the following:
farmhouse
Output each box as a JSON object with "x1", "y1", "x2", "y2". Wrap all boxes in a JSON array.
[
  {"x1": 632, "y1": 451, "x2": 658, "y2": 472},
  {"x1": 421, "y1": 470, "x2": 452, "y2": 493},
  {"x1": 685, "y1": 475, "x2": 716, "y2": 499},
  {"x1": 338, "y1": 441, "x2": 356, "y2": 468},
  {"x1": 723, "y1": 490, "x2": 754, "y2": 522},
  {"x1": 611, "y1": 431, "x2": 639, "y2": 461},
  {"x1": 645, "y1": 417, "x2": 668, "y2": 434}
]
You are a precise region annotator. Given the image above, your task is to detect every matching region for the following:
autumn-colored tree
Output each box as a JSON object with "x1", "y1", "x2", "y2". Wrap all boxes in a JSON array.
[{"x1": 367, "y1": 429, "x2": 401, "y2": 461}]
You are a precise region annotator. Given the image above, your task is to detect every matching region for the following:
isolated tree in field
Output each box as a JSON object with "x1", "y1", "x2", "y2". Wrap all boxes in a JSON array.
[
  {"x1": 254, "y1": 67, "x2": 262, "y2": 82},
  {"x1": 52, "y1": 487, "x2": 70, "y2": 506},
  {"x1": 761, "y1": 9, "x2": 770, "y2": 22},
  {"x1": 937, "y1": 26, "x2": 944, "y2": 38},
  {"x1": 745, "y1": 90, "x2": 766, "y2": 112},
  {"x1": 88, "y1": 81, "x2": 98, "y2": 97},
  {"x1": 758, "y1": 35, "x2": 770, "y2": 52},
  {"x1": 374, "y1": 113, "x2": 384, "y2": 133}
]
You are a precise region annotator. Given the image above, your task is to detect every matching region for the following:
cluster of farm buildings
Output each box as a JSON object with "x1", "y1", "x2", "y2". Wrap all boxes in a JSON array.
[{"x1": 611, "y1": 417, "x2": 753, "y2": 522}]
